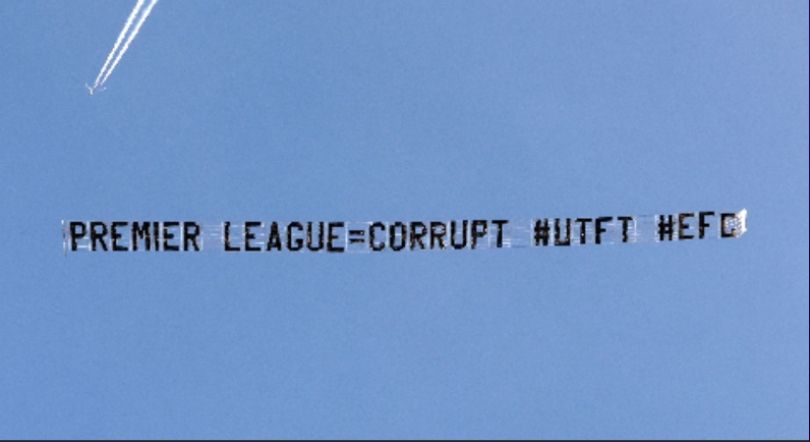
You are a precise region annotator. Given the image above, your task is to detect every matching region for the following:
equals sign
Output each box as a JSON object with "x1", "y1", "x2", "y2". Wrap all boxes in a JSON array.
[{"x1": 348, "y1": 229, "x2": 366, "y2": 244}]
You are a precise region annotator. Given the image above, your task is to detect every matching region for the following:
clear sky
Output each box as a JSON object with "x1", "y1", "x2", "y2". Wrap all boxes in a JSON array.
[{"x1": 0, "y1": 0, "x2": 807, "y2": 438}]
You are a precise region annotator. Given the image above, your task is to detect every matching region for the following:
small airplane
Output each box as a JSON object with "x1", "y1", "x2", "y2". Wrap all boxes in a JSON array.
[{"x1": 85, "y1": 83, "x2": 106, "y2": 95}]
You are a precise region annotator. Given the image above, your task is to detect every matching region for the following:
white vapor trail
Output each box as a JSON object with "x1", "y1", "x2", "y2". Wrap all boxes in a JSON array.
[
  {"x1": 91, "y1": 0, "x2": 145, "y2": 89},
  {"x1": 92, "y1": 0, "x2": 159, "y2": 91}
]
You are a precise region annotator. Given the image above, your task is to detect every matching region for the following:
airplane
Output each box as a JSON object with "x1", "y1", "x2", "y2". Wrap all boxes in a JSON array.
[{"x1": 85, "y1": 83, "x2": 106, "y2": 95}]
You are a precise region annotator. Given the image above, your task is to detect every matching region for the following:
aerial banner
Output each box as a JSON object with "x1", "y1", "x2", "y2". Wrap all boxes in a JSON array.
[{"x1": 62, "y1": 209, "x2": 747, "y2": 254}]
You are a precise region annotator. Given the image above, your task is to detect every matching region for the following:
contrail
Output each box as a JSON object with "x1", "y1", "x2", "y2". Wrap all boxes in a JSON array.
[
  {"x1": 89, "y1": 0, "x2": 159, "y2": 93},
  {"x1": 99, "y1": 0, "x2": 159, "y2": 87},
  {"x1": 91, "y1": 0, "x2": 145, "y2": 89}
]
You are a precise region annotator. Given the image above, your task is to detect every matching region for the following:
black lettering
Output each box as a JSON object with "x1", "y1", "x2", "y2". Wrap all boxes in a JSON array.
[
  {"x1": 348, "y1": 229, "x2": 365, "y2": 244},
  {"x1": 306, "y1": 222, "x2": 325, "y2": 252},
  {"x1": 153, "y1": 222, "x2": 161, "y2": 251},
  {"x1": 183, "y1": 221, "x2": 201, "y2": 251},
  {"x1": 244, "y1": 221, "x2": 262, "y2": 251},
  {"x1": 410, "y1": 222, "x2": 428, "y2": 250},
  {"x1": 266, "y1": 222, "x2": 282, "y2": 251},
  {"x1": 534, "y1": 219, "x2": 550, "y2": 246},
  {"x1": 449, "y1": 220, "x2": 468, "y2": 250},
  {"x1": 575, "y1": 218, "x2": 592, "y2": 245},
  {"x1": 90, "y1": 221, "x2": 108, "y2": 251},
  {"x1": 111, "y1": 221, "x2": 127, "y2": 251},
  {"x1": 595, "y1": 216, "x2": 612, "y2": 245},
  {"x1": 287, "y1": 222, "x2": 304, "y2": 251},
  {"x1": 429, "y1": 222, "x2": 447, "y2": 249},
  {"x1": 698, "y1": 211, "x2": 714, "y2": 239},
  {"x1": 470, "y1": 220, "x2": 488, "y2": 249},
  {"x1": 554, "y1": 218, "x2": 571, "y2": 246},
  {"x1": 678, "y1": 213, "x2": 694, "y2": 240},
  {"x1": 658, "y1": 215, "x2": 675, "y2": 241},
  {"x1": 69, "y1": 221, "x2": 86, "y2": 251},
  {"x1": 617, "y1": 216, "x2": 633, "y2": 243},
  {"x1": 223, "y1": 221, "x2": 240, "y2": 251},
  {"x1": 131, "y1": 222, "x2": 151, "y2": 251},
  {"x1": 327, "y1": 222, "x2": 345, "y2": 253},
  {"x1": 389, "y1": 222, "x2": 407, "y2": 251},
  {"x1": 369, "y1": 222, "x2": 386, "y2": 251},
  {"x1": 492, "y1": 220, "x2": 508, "y2": 248},
  {"x1": 163, "y1": 221, "x2": 180, "y2": 251},
  {"x1": 721, "y1": 213, "x2": 737, "y2": 238}
]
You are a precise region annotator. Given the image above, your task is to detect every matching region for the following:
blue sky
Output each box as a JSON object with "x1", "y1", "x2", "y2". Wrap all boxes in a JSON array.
[{"x1": 0, "y1": 0, "x2": 807, "y2": 438}]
